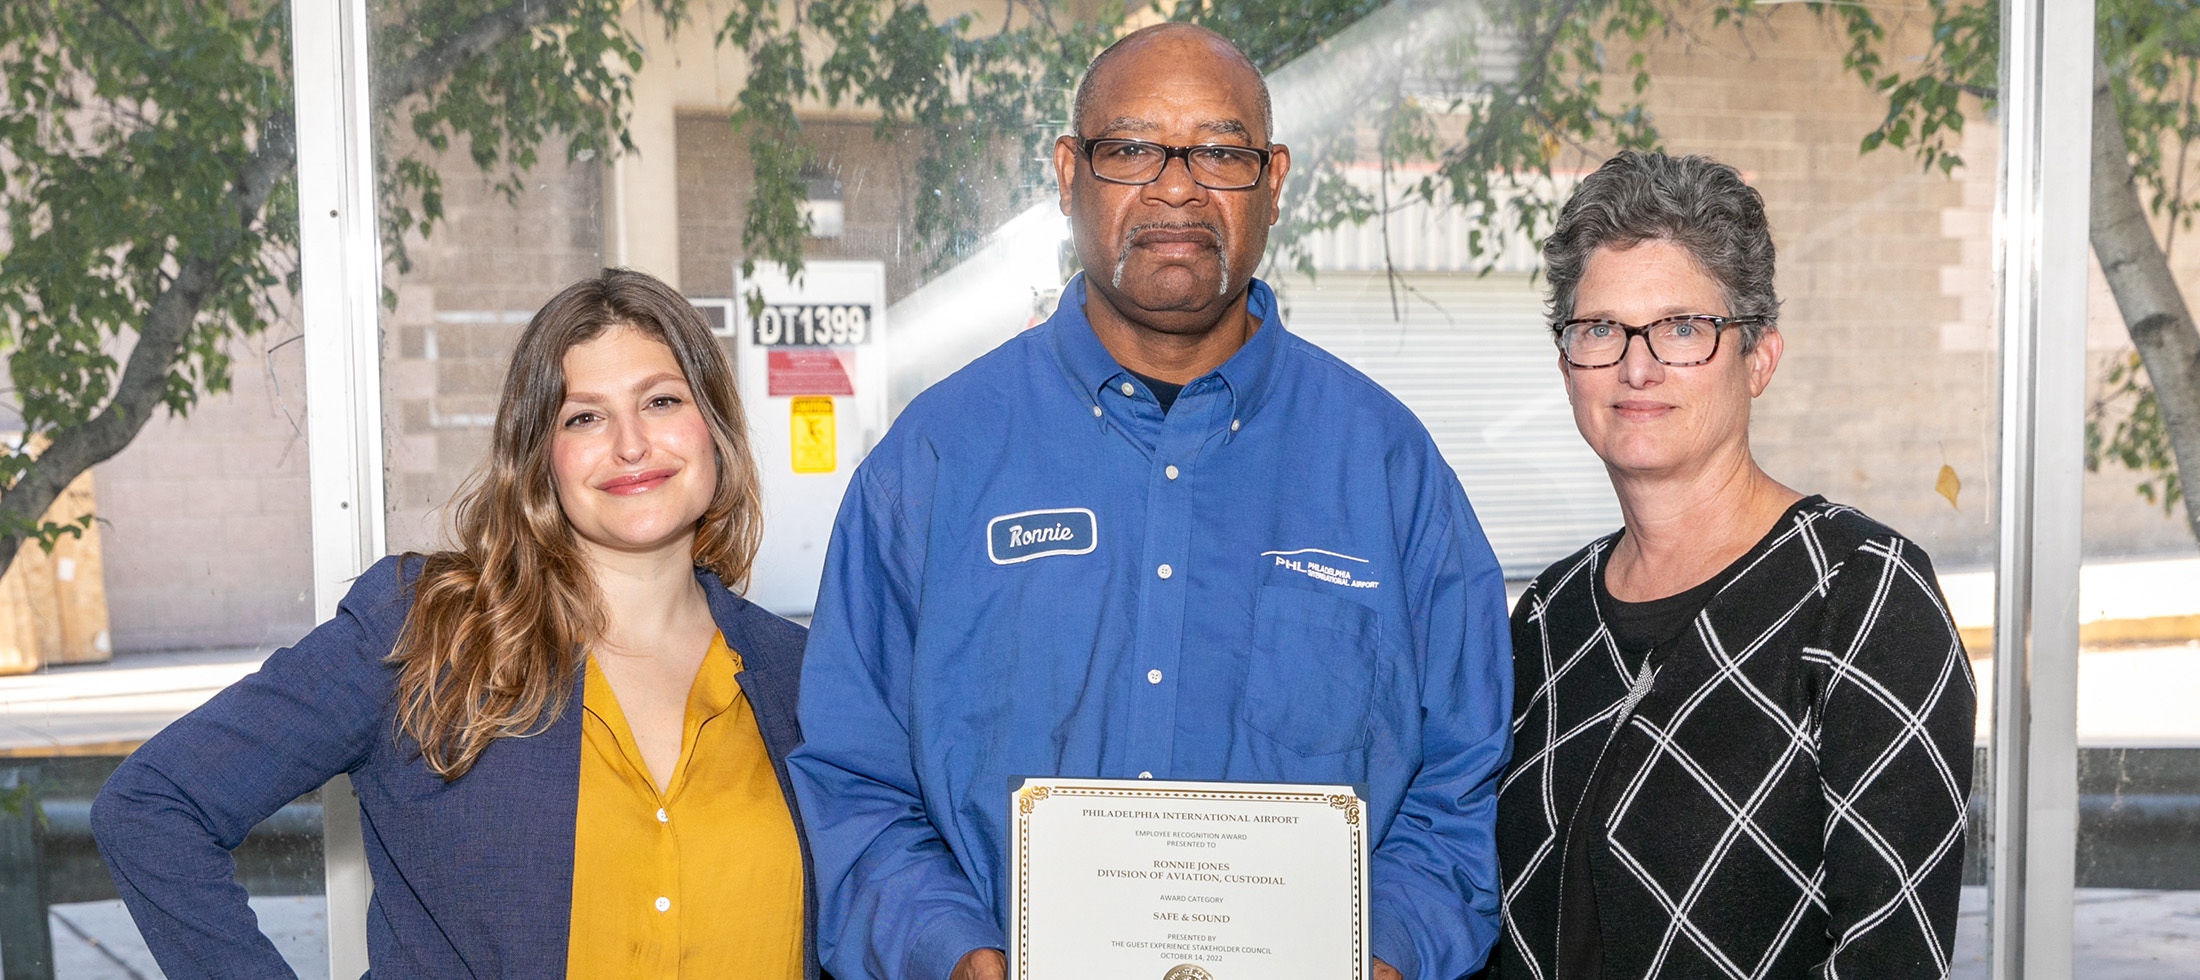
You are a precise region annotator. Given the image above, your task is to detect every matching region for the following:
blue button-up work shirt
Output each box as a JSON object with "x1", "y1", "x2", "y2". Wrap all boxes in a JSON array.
[{"x1": 789, "y1": 275, "x2": 1512, "y2": 980}]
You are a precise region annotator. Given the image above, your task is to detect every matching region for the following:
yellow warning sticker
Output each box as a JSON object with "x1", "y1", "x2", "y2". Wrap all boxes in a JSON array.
[{"x1": 790, "y1": 396, "x2": 836, "y2": 474}]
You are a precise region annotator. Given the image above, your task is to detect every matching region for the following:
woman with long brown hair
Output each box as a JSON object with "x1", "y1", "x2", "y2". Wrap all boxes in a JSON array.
[{"x1": 92, "y1": 268, "x2": 816, "y2": 979}]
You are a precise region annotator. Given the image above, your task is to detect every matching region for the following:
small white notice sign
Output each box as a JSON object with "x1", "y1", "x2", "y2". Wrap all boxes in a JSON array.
[{"x1": 1008, "y1": 777, "x2": 1369, "y2": 980}]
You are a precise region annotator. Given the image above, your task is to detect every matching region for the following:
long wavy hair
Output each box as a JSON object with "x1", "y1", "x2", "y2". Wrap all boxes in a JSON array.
[{"x1": 390, "y1": 268, "x2": 764, "y2": 780}]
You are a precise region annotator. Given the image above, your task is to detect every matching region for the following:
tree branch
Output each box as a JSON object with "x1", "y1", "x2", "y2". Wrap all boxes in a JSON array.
[
  {"x1": 0, "y1": 0, "x2": 591, "y2": 575},
  {"x1": 2089, "y1": 51, "x2": 2200, "y2": 544},
  {"x1": 1437, "y1": 0, "x2": 1588, "y2": 178},
  {"x1": 0, "y1": 110, "x2": 298, "y2": 574},
  {"x1": 373, "y1": 0, "x2": 584, "y2": 112},
  {"x1": 88, "y1": 0, "x2": 153, "y2": 50}
]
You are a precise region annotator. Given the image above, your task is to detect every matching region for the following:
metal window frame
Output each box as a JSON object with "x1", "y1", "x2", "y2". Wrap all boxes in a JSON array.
[
  {"x1": 281, "y1": 0, "x2": 2095, "y2": 976},
  {"x1": 1990, "y1": 1, "x2": 2092, "y2": 978},
  {"x1": 290, "y1": 1, "x2": 382, "y2": 977}
]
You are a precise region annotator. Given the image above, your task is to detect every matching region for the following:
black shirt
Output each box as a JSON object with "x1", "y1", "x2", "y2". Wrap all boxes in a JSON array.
[
  {"x1": 1598, "y1": 564, "x2": 1731, "y2": 671},
  {"x1": 1553, "y1": 504, "x2": 1803, "y2": 980}
]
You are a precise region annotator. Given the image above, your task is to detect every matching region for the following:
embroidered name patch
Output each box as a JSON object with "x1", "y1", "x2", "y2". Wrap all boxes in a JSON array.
[{"x1": 988, "y1": 508, "x2": 1098, "y2": 565}]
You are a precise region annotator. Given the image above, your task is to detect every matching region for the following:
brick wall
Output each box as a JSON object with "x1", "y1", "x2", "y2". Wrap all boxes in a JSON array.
[
  {"x1": 676, "y1": 114, "x2": 1034, "y2": 304},
  {"x1": 1585, "y1": 7, "x2": 2193, "y2": 567},
  {"x1": 92, "y1": 325, "x2": 314, "y2": 652},
  {"x1": 381, "y1": 137, "x2": 608, "y2": 556}
]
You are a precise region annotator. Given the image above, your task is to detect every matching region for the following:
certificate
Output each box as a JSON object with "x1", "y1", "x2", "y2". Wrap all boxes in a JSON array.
[{"x1": 1008, "y1": 777, "x2": 1369, "y2": 980}]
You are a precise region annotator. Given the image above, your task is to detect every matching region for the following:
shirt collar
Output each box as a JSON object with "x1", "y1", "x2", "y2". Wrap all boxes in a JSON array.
[{"x1": 1044, "y1": 273, "x2": 1283, "y2": 426}]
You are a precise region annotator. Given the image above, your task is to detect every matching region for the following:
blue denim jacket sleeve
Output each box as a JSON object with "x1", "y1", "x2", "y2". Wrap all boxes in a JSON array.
[
  {"x1": 90, "y1": 556, "x2": 410, "y2": 980},
  {"x1": 1366, "y1": 490, "x2": 1512, "y2": 980},
  {"x1": 788, "y1": 457, "x2": 1004, "y2": 980}
]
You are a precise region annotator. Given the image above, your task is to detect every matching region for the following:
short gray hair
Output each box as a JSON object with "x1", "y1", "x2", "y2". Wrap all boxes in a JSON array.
[{"x1": 1542, "y1": 151, "x2": 1780, "y2": 352}]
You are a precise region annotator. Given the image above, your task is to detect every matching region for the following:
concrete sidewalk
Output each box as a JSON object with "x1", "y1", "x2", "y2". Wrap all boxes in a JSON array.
[
  {"x1": 1972, "y1": 642, "x2": 2200, "y2": 745},
  {"x1": 1949, "y1": 887, "x2": 2200, "y2": 979},
  {"x1": 1940, "y1": 555, "x2": 2200, "y2": 653},
  {"x1": 42, "y1": 897, "x2": 325, "y2": 980},
  {"x1": 0, "y1": 647, "x2": 268, "y2": 755}
]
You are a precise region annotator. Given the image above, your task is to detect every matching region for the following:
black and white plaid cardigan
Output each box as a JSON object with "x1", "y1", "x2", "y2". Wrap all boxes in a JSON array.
[{"x1": 1492, "y1": 499, "x2": 1975, "y2": 980}]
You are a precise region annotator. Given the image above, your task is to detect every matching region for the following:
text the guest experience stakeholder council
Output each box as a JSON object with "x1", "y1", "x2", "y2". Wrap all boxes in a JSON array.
[{"x1": 1009, "y1": 777, "x2": 1370, "y2": 980}]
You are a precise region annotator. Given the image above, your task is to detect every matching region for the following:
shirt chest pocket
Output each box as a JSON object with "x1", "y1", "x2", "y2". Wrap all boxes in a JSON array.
[{"x1": 1243, "y1": 585, "x2": 1384, "y2": 756}]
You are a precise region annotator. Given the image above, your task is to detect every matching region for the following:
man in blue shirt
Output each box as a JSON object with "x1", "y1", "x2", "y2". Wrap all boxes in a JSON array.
[{"x1": 789, "y1": 23, "x2": 1510, "y2": 980}]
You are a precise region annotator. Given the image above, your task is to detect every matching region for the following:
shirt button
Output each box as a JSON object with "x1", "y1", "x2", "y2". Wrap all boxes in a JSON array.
[
  {"x1": 1230, "y1": 419, "x2": 1241, "y2": 432},
  {"x1": 1165, "y1": 465, "x2": 1179, "y2": 480},
  {"x1": 656, "y1": 807, "x2": 668, "y2": 823},
  {"x1": 1147, "y1": 669, "x2": 1163, "y2": 684},
  {"x1": 654, "y1": 896, "x2": 671, "y2": 913},
  {"x1": 1092, "y1": 405, "x2": 1102, "y2": 417},
  {"x1": 1156, "y1": 563, "x2": 1173, "y2": 579},
  {"x1": 1139, "y1": 771, "x2": 1154, "y2": 779},
  {"x1": 1120, "y1": 381, "x2": 1136, "y2": 397}
]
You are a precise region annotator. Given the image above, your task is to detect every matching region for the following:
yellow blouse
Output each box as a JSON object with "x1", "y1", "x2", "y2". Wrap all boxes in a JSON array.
[{"x1": 567, "y1": 632, "x2": 804, "y2": 980}]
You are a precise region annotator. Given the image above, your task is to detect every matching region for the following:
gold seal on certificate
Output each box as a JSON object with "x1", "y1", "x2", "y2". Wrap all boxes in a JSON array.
[{"x1": 1008, "y1": 777, "x2": 1370, "y2": 980}]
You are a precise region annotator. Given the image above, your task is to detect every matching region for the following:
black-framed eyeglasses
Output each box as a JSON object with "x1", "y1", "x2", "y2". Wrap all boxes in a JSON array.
[
  {"x1": 1069, "y1": 137, "x2": 1273, "y2": 191},
  {"x1": 1555, "y1": 314, "x2": 1768, "y2": 368}
]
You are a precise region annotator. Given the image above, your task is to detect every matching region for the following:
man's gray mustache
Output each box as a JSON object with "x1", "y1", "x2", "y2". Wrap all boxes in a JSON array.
[{"x1": 1112, "y1": 222, "x2": 1232, "y2": 298}]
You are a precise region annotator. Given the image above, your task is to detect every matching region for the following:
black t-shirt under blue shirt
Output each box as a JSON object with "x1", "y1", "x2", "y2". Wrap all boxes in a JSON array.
[{"x1": 1127, "y1": 368, "x2": 1184, "y2": 413}]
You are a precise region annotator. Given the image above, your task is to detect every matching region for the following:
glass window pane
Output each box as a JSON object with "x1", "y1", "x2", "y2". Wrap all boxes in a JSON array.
[
  {"x1": 0, "y1": 0, "x2": 325, "y2": 974},
  {"x1": 1254, "y1": 13, "x2": 2001, "y2": 974},
  {"x1": 361, "y1": 2, "x2": 2016, "y2": 978},
  {"x1": 2075, "y1": 0, "x2": 2200, "y2": 970}
]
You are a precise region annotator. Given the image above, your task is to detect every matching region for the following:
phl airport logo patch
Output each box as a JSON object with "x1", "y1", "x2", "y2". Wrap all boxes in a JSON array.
[{"x1": 988, "y1": 508, "x2": 1097, "y2": 565}]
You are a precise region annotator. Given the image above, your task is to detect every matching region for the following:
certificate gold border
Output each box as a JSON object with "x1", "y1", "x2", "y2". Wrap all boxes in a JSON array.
[{"x1": 1010, "y1": 780, "x2": 1367, "y2": 980}]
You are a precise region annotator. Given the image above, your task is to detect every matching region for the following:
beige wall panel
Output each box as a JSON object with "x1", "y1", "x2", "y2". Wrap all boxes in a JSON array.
[
  {"x1": 0, "y1": 469, "x2": 111, "y2": 669},
  {"x1": 48, "y1": 474, "x2": 110, "y2": 664},
  {"x1": 0, "y1": 560, "x2": 37, "y2": 674}
]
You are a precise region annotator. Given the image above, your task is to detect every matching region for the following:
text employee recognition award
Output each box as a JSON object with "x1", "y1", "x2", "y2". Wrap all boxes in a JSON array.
[{"x1": 1008, "y1": 777, "x2": 1370, "y2": 980}]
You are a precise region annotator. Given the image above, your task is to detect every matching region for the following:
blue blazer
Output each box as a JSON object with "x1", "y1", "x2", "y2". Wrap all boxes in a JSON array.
[{"x1": 91, "y1": 556, "x2": 818, "y2": 979}]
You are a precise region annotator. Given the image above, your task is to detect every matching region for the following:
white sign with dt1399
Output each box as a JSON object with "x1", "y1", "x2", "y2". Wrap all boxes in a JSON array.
[{"x1": 753, "y1": 303, "x2": 872, "y2": 346}]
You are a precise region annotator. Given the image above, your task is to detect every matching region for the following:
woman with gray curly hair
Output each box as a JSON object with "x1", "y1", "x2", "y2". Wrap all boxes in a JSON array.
[{"x1": 1491, "y1": 151, "x2": 1975, "y2": 979}]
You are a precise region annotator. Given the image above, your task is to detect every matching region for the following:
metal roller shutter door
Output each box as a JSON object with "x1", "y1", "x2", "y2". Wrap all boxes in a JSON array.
[{"x1": 1271, "y1": 270, "x2": 1622, "y2": 579}]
